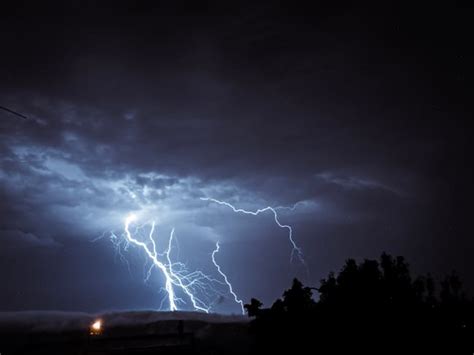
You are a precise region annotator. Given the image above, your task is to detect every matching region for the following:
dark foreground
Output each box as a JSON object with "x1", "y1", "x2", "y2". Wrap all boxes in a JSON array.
[
  {"x1": 1, "y1": 313, "x2": 472, "y2": 355},
  {"x1": 2, "y1": 252, "x2": 474, "y2": 354},
  {"x1": 0, "y1": 312, "x2": 251, "y2": 354},
  {"x1": 1, "y1": 307, "x2": 473, "y2": 354}
]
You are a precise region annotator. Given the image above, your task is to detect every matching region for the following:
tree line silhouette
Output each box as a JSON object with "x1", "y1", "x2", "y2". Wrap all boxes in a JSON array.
[{"x1": 244, "y1": 253, "x2": 473, "y2": 354}]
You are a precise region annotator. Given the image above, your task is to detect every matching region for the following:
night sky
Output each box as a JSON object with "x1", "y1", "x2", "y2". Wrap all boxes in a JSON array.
[{"x1": 0, "y1": 2, "x2": 472, "y2": 314}]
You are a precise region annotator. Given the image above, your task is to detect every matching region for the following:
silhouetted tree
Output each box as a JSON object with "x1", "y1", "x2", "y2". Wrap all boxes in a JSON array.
[
  {"x1": 270, "y1": 298, "x2": 285, "y2": 315},
  {"x1": 425, "y1": 273, "x2": 437, "y2": 306},
  {"x1": 282, "y1": 278, "x2": 315, "y2": 314},
  {"x1": 441, "y1": 271, "x2": 465, "y2": 305},
  {"x1": 413, "y1": 275, "x2": 427, "y2": 304},
  {"x1": 244, "y1": 298, "x2": 262, "y2": 317},
  {"x1": 318, "y1": 271, "x2": 337, "y2": 305},
  {"x1": 246, "y1": 252, "x2": 473, "y2": 354}
]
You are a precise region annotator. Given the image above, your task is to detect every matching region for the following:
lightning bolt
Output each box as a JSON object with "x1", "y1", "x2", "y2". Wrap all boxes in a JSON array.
[
  {"x1": 101, "y1": 197, "x2": 305, "y2": 313},
  {"x1": 212, "y1": 242, "x2": 245, "y2": 315},
  {"x1": 121, "y1": 213, "x2": 218, "y2": 313},
  {"x1": 200, "y1": 197, "x2": 305, "y2": 264},
  {"x1": 102, "y1": 212, "x2": 253, "y2": 313},
  {"x1": 124, "y1": 214, "x2": 179, "y2": 311},
  {"x1": 164, "y1": 228, "x2": 211, "y2": 313}
]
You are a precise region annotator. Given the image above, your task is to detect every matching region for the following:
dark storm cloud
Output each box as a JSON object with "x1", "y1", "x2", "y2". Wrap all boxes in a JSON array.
[
  {"x1": 1, "y1": 230, "x2": 60, "y2": 249},
  {"x1": 0, "y1": 3, "x2": 472, "y2": 312}
]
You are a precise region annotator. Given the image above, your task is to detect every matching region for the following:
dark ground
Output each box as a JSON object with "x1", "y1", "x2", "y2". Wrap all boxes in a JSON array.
[{"x1": 0, "y1": 311, "x2": 251, "y2": 354}]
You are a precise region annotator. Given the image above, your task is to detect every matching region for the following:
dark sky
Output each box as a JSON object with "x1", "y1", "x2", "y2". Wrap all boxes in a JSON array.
[{"x1": 0, "y1": 2, "x2": 473, "y2": 314}]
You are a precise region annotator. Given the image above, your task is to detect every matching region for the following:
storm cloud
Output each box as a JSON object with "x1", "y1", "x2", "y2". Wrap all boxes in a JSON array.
[{"x1": 0, "y1": 3, "x2": 472, "y2": 312}]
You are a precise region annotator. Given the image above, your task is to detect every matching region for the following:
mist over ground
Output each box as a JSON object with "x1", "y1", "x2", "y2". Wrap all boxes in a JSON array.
[{"x1": 0, "y1": 310, "x2": 247, "y2": 333}]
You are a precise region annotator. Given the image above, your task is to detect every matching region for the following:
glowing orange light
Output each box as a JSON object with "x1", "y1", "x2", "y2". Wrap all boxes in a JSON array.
[{"x1": 90, "y1": 319, "x2": 102, "y2": 335}]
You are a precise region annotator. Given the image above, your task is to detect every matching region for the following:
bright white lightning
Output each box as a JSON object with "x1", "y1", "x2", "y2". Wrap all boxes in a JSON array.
[
  {"x1": 122, "y1": 214, "x2": 222, "y2": 313},
  {"x1": 164, "y1": 228, "x2": 211, "y2": 313},
  {"x1": 124, "y1": 214, "x2": 179, "y2": 311},
  {"x1": 110, "y1": 214, "x2": 247, "y2": 314},
  {"x1": 212, "y1": 242, "x2": 245, "y2": 315},
  {"x1": 201, "y1": 197, "x2": 305, "y2": 264}
]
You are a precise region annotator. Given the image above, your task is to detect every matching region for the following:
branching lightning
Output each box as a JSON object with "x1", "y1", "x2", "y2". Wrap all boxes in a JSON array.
[
  {"x1": 200, "y1": 197, "x2": 305, "y2": 264},
  {"x1": 118, "y1": 214, "x2": 215, "y2": 312},
  {"x1": 212, "y1": 242, "x2": 245, "y2": 315},
  {"x1": 104, "y1": 213, "x2": 247, "y2": 313},
  {"x1": 124, "y1": 214, "x2": 180, "y2": 311},
  {"x1": 100, "y1": 196, "x2": 305, "y2": 313}
]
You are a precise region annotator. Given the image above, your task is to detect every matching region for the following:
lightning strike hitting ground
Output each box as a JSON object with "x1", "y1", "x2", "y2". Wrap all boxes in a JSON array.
[
  {"x1": 212, "y1": 242, "x2": 245, "y2": 315},
  {"x1": 116, "y1": 213, "x2": 225, "y2": 313},
  {"x1": 124, "y1": 214, "x2": 179, "y2": 311},
  {"x1": 102, "y1": 198, "x2": 306, "y2": 313},
  {"x1": 201, "y1": 197, "x2": 305, "y2": 264},
  {"x1": 103, "y1": 212, "x2": 252, "y2": 313}
]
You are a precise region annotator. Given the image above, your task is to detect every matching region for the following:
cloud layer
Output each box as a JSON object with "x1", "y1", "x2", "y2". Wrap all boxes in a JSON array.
[{"x1": 0, "y1": 3, "x2": 472, "y2": 312}]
